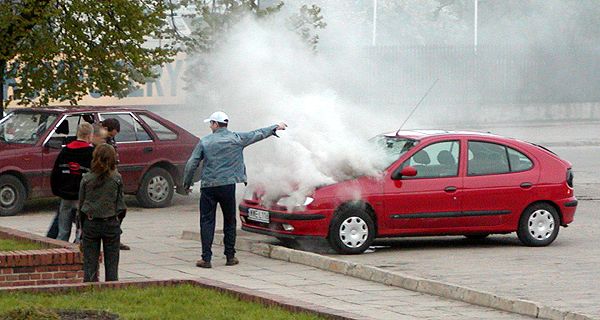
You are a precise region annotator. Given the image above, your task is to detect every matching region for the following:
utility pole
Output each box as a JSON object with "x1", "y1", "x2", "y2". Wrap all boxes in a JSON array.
[
  {"x1": 372, "y1": 0, "x2": 378, "y2": 46},
  {"x1": 473, "y1": 0, "x2": 478, "y2": 52}
]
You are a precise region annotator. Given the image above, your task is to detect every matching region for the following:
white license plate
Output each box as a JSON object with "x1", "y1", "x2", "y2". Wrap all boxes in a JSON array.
[{"x1": 248, "y1": 208, "x2": 270, "y2": 223}]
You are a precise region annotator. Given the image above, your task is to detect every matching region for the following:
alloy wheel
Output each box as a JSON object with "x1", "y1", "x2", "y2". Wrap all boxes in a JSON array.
[
  {"x1": 528, "y1": 209, "x2": 555, "y2": 240},
  {"x1": 339, "y1": 217, "x2": 369, "y2": 248},
  {"x1": 0, "y1": 185, "x2": 16, "y2": 207},
  {"x1": 147, "y1": 176, "x2": 170, "y2": 203}
]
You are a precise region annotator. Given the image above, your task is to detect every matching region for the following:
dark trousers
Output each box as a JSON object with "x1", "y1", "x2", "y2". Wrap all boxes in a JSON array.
[
  {"x1": 199, "y1": 184, "x2": 237, "y2": 262},
  {"x1": 46, "y1": 209, "x2": 59, "y2": 239},
  {"x1": 82, "y1": 218, "x2": 121, "y2": 282}
]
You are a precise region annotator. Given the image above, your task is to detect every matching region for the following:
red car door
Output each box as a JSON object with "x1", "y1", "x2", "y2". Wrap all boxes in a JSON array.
[
  {"x1": 99, "y1": 112, "x2": 155, "y2": 194},
  {"x1": 461, "y1": 140, "x2": 539, "y2": 229},
  {"x1": 383, "y1": 140, "x2": 463, "y2": 232}
]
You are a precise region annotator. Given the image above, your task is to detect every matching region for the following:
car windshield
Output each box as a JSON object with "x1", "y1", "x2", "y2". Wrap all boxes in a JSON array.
[
  {"x1": 372, "y1": 136, "x2": 418, "y2": 168},
  {"x1": 0, "y1": 112, "x2": 57, "y2": 145}
]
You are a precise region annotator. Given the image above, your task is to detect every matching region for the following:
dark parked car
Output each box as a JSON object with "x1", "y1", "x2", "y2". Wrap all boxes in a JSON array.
[
  {"x1": 240, "y1": 130, "x2": 577, "y2": 254},
  {"x1": 0, "y1": 106, "x2": 199, "y2": 216}
]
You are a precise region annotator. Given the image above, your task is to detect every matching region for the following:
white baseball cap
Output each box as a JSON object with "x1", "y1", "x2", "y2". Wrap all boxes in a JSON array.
[{"x1": 203, "y1": 111, "x2": 229, "y2": 123}]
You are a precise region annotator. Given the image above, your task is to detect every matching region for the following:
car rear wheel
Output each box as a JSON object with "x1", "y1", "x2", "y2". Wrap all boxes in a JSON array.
[
  {"x1": 517, "y1": 203, "x2": 560, "y2": 246},
  {"x1": 136, "y1": 167, "x2": 174, "y2": 208},
  {"x1": 0, "y1": 175, "x2": 26, "y2": 216},
  {"x1": 328, "y1": 206, "x2": 375, "y2": 254}
]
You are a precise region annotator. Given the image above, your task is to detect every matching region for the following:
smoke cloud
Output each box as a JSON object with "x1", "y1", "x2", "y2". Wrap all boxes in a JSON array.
[{"x1": 182, "y1": 10, "x2": 400, "y2": 206}]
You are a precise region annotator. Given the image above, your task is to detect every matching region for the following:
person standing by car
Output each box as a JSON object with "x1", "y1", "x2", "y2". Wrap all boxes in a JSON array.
[
  {"x1": 100, "y1": 118, "x2": 130, "y2": 250},
  {"x1": 92, "y1": 123, "x2": 108, "y2": 147},
  {"x1": 182, "y1": 111, "x2": 287, "y2": 268},
  {"x1": 79, "y1": 144, "x2": 125, "y2": 282},
  {"x1": 48, "y1": 123, "x2": 94, "y2": 242}
]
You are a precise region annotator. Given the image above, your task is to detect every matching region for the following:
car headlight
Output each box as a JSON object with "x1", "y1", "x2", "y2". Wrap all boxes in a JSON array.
[{"x1": 277, "y1": 196, "x2": 314, "y2": 207}]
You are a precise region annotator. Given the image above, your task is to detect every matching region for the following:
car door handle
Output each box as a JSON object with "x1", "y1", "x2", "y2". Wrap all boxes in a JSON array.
[
  {"x1": 143, "y1": 147, "x2": 153, "y2": 153},
  {"x1": 520, "y1": 182, "x2": 533, "y2": 189},
  {"x1": 444, "y1": 186, "x2": 457, "y2": 192}
]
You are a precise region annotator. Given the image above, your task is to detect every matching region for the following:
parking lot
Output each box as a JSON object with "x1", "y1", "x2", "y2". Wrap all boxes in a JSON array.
[{"x1": 1, "y1": 120, "x2": 598, "y2": 318}]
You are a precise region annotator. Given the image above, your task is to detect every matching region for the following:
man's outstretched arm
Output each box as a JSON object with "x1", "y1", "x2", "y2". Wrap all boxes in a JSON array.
[{"x1": 238, "y1": 123, "x2": 287, "y2": 147}]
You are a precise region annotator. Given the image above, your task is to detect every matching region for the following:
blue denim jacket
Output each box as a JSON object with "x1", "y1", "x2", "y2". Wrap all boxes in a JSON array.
[{"x1": 183, "y1": 125, "x2": 278, "y2": 188}]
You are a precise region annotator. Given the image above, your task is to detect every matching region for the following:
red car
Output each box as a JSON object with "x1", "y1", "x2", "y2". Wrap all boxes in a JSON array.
[
  {"x1": 0, "y1": 106, "x2": 199, "y2": 216},
  {"x1": 240, "y1": 130, "x2": 577, "y2": 254}
]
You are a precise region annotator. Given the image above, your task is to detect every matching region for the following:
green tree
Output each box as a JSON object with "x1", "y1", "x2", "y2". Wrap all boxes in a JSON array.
[
  {"x1": 180, "y1": 0, "x2": 325, "y2": 88},
  {"x1": 0, "y1": 0, "x2": 178, "y2": 114}
]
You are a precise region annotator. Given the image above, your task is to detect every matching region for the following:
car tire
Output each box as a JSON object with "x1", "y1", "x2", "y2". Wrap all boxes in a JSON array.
[
  {"x1": 517, "y1": 203, "x2": 560, "y2": 246},
  {"x1": 0, "y1": 175, "x2": 26, "y2": 216},
  {"x1": 136, "y1": 167, "x2": 174, "y2": 208},
  {"x1": 328, "y1": 205, "x2": 375, "y2": 254},
  {"x1": 464, "y1": 234, "x2": 489, "y2": 240}
]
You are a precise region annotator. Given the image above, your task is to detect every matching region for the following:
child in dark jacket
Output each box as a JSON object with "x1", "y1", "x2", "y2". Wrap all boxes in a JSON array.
[
  {"x1": 79, "y1": 144, "x2": 126, "y2": 282},
  {"x1": 48, "y1": 123, "x2": 94, "y2": 242}
]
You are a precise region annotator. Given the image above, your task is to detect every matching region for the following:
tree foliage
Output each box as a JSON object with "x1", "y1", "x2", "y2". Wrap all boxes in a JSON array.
[
  {"x1": 180, "y1": 0, "x2": 326, "y2": 54},
  {"x1": 0, "y1": 0, "x2": 178, "y2": 109}
]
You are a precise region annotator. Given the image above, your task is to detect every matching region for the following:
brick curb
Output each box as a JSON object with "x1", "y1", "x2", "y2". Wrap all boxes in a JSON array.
[
  {"x1": 0, "y1": 278, "x2": 366, "y2": 320},
  {"x1": 182, "y1": 230, "x2": 595, "y2": 320},
  {"x1": 0, "y1": 227, "x2": 83, "y2": 287}
]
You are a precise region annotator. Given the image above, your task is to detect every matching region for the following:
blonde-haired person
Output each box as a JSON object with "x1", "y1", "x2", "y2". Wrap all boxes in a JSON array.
[
  {"x1": 91, "y1": 123, "x2": 108, "y2": 147},
  {"x1": 49, "y1": 122, "x2": 94, "y2": 242},
  {"x1": 78, "y1": 144, "x2": 126, "y2": 282}
]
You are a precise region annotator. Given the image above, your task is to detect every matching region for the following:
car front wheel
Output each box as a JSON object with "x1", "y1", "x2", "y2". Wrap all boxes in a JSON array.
[
  {"x1": 136, "y1": 167, "x2": 174, "y2": 208},
  {"x1": 0, "y1": 175, "x2": 26, "y2": 216},
  {"x1": 517, "y1": 203, "x2": 560, "y2": 246},
  {"x1": 328, "y1": 206, "x2": 375, "y2": 254}
]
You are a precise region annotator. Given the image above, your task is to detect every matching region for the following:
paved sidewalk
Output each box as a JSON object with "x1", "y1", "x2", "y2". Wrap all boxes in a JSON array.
[{"x1": 1, "y1": 204, "x2": 532, "y2": 320}]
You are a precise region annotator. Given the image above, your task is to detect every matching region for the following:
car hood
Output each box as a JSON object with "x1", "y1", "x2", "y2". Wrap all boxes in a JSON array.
[{"x1": 313, "y1": 174, "x2": 384, "y2": 200}]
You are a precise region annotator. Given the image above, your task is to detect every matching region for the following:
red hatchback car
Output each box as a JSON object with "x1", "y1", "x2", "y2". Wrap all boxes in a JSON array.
[
  {"x1": 240, "y1": 130, "x2": 577, "y2": 254},
  {"x1": 0, "y1": 106, "x2": 198, "y2": 216}
]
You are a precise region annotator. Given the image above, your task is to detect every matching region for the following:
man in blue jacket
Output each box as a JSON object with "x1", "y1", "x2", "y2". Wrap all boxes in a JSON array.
[{"x1": 182, "y1": 111, "x2": 286, "y2": 268}]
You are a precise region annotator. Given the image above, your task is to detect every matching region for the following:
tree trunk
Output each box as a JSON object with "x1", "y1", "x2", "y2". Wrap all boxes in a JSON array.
[{"x1": 0, "y1": 60, "x2": 5, "y2": 118}]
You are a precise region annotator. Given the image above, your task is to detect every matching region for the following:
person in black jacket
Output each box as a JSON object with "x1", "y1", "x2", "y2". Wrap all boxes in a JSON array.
[{"x1": 49, "y1": 123, "x2": 94, "y2": 242}]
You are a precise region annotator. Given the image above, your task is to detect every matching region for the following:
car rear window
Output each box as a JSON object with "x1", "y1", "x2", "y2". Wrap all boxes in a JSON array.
[
  {"x1": 468, "y1": 141, "x2": 532, "y2": 175},
  {"x1": 138, "y1": 114, "x2": 178, "y2": 141}
]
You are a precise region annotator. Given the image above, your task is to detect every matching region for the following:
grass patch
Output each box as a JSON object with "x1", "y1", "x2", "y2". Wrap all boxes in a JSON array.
[
  {"x1": 0, "y1": 238, "x2": 45, "y2": 251},
  {"x1": 0, "y1": 284, "x2": 325, "y2": 320}
]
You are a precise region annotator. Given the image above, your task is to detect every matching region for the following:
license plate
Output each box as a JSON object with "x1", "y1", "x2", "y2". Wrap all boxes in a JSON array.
[{"x1": 248, "y1": 208, "x2": 270, "y2": 223}]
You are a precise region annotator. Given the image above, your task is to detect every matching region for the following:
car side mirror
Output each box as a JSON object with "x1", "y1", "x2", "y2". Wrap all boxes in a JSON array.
[
  {"x1": 45, "y1": 139, "x2": 63, "y2": 150},
  {"x1": 392, "y1": 166, "x2": 418, "y2": 180}
]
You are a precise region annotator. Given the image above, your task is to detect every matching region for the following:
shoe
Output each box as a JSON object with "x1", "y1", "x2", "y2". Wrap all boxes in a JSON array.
[
  {"x1": 196, "y1": 260, "x2": 212, "y2": 268},
  {"x1": 225, "y1": 257, "x2": 239, "y2": 266},
  {"x1": 119, "y1": 243, "x2": 131, "y2": 250}
]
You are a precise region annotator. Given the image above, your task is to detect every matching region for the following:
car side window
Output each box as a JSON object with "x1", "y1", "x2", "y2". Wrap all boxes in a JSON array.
[
  {"x1": 100, "y1": 113, "x2": 152, "y2": 142},
  {"x1": 402, "y1": 141, "x2": 460, "y2": 178},
  {"x1": 49, "y1": 114, "x2": 95, "y2": 145},
  {"x1": 507, "y1": 147, "x2": 533, "y2": 172},
  {"x1": 138, "y1": 114, "x2": 178, "y2": 141},
  {"x1": 467, "y1": 141, "x2": 510, "y2": 175}
]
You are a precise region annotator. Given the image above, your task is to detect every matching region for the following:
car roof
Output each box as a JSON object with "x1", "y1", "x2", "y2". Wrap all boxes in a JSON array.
[
  {"x1": 383, "y1": 129, "x2": 506, "y2": 140},
  {"x1": 9, "y1": 105, "x2": 147, "y2": 114}
]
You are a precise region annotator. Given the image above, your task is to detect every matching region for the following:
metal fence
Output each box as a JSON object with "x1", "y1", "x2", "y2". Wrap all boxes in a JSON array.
[{"x1": 344, "y1": 45, "x2": 600, "y2": 106}]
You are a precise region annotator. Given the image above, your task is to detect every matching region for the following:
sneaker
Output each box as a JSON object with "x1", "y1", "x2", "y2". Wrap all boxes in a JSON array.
[
  {"x1": 119, "y1": 243, "x2": 131, "y2": 250},
  {"x1": 225, "y1": 257, "x2": 239, "y2": 266},
  {"x1": 196, "y1": 260, "x2": 212, "y2": 268}
]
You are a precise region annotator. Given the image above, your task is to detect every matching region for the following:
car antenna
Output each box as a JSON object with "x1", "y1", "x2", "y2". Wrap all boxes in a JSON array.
[{"x1": 396, "y1": 78, "x2": 439, "y2": 136}]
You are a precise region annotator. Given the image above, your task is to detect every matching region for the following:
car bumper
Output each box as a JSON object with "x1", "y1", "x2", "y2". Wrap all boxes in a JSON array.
[
  {"x1": 239, "y1": 204, "x2": 330, "y2": 238},
  {"x1": 559, "y1": 197, "x2": 577, "y2": 226}
]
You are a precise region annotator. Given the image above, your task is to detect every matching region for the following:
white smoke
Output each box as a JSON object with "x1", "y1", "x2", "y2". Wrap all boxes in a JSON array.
[{"x1": 184, "y1": 13, "x2": 399, "y2": 207}]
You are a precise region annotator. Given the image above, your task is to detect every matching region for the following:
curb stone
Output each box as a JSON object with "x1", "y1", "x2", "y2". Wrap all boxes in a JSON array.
[{"x1": 181, "y1": 230, "x2": 596, "y2": 320}]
